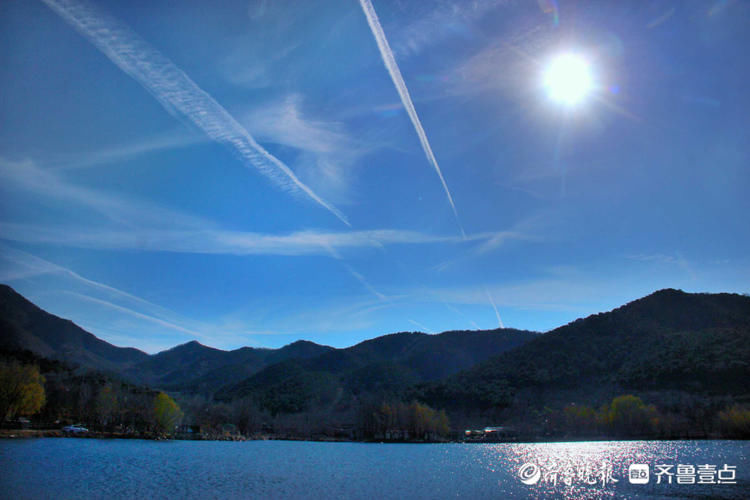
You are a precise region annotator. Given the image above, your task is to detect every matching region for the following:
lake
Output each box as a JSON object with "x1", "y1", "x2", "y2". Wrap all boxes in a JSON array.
[{"x1": 0, "y1": 439, "x2": 747, "y2": 498}]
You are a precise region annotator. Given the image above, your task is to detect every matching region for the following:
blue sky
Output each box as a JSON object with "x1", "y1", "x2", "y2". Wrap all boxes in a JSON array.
[{"x1": 1, "y1": 0, "x2": 748, "y2": 353}]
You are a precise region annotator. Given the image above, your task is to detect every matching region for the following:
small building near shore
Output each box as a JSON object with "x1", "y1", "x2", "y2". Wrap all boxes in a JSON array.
[
  {"x1": 482, "y1": 426, "x2": 518, "y2": 441},
  {"x1": 464, "y1": 426, "x2": 518, "y2": 442},
  {"x1": 175, "y1": 424, "x2": 201, "y2": 439}
]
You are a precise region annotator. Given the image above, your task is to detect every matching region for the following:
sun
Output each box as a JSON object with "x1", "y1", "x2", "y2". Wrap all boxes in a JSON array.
[{"x1": 543, "y1": 53, "x2": 593, "y2": 106}]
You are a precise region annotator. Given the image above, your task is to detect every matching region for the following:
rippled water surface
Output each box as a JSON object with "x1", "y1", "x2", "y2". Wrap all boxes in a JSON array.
[{"x1": 0, "y1": 439, "x2": 747, "y2": 499}]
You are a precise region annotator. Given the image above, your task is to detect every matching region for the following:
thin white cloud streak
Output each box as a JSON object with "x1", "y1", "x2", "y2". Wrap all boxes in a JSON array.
[
  {"x1": 432, "y1": 230, "x2": 539, "y2": 273},
  {"x1": 442, "y1": 302, "x2": 481, "y2": 331},
  {"x1": 0, "y1": 244, "x2": 168, "y2": 314},
  {"x1": 49, "y1": 129, "x2": 206, "y2": 171},
  {"x1": 409, "y1": 268, "x2": 669, "y2": 318},
  {"x1": 0, "y1": 246, "x2": 396, "y2": 351},
  {"x1": 626, "y1": 253, "x2": 697, "y2": 281},
  {"x1": 0, "y1": 246, "x2": 269, "y2": 349},
  {"x1": 307, "y1": 235, "x2": 388, "y2": 304},
  {"x1": 244, "y1": 94, "x2": 368, "y2": 204},
  {"x1": 343, "y1": 263, "x2": 387, "y2": 301},
  {"x1": 443, "y1": 24, "x2": 548, "y2": 99},
  {"x1": 408, "y1": 319, "x2": 433, "y2": 334},
  {"x1": 358, "y1": 0, "x2": 464, "y2": 237},
  {"x1": 41, "y1": 0, "x2": 349, "y2": 226},
  {"x1": 61, "y1": 291, "x2": 205, "y2": 339},
  {"x1": 0, "y1": 158, "x2": 211, "y2": 230},
  {"x1": 432, "y1": 228, "x2": 538, "y2": 272},
  {"x1": 474, "y1": 231, "x2": 535, "y2": 255},
  {"x1": 485, "y1": 289, "x2": 505, "y2": 329},
  {"x1": 390, "y1": 0, "x2": 507, "y2": 60},
  {"x1": 0, "y1": 222, "x2": 495, "y2": 256},
  {"x1": 247, "y1": 95, "x2": 355, "y2": 155}
]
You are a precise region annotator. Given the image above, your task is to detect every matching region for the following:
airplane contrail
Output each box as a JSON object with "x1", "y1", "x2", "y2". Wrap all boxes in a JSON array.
[
  {"x1": 343, "y1": 263, "x2": 388, "y2": 301},
  {"x1": 0, "y1": 244, "x2": 208, "y2": 338},
  {"x1": 358, "y1": 0, "x2": 465, "y2": 238},
  {"x1": 485, "y1": 289, "x2": 505, "y2": 329},
  {"x1": 64, "y1": 291, "x2": 206, "y2": 338},
  {"x1": 408, "y1": 319, "x2": 433, "y2": 334},
  {"x1": 41, "y1": 0, "x2": 349, "y2": 226}
]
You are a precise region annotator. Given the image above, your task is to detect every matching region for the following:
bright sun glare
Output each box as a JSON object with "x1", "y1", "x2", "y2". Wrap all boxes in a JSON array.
[{"x1": 544, "y1": 53, "x2": 593, "y2": 106}]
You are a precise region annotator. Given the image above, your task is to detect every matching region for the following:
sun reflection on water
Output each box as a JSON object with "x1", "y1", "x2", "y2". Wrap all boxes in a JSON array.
[{"x1": 469, "y1": 440, "x2": 745, "y2": 499}]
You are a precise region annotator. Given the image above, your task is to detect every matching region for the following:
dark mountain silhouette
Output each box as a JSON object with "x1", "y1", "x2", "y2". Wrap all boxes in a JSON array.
[
  {"x1": 123, "y1": 340, "x2": 254, "y2": 387},
  {"x1": 0, "y1": 284, "x2": 537, "y2": 400},
  {"x1": 3, "y1": 284, "x2": 749, "y2": 439},
  {"x1": 415, "y1": 289, "x2": 750, "y2": 411},
  {"x1": 304, "y1": 329, "x2": 537, "y2": 381},
  {"x1": 3, "y1": 283, "x2": 749, "y2": 431},
  {"x1": 0, "y1": 284, "x2": 148, "y2": 373},
  {"x1": 129, "y1": 340, "x2": 335, "y2": 393},
  {"x1": 214, "y1": 329, "x2": 538, "y2": 409},
  {"x1": 0, "y1": 284, "x2": 334, "y2": 390}
]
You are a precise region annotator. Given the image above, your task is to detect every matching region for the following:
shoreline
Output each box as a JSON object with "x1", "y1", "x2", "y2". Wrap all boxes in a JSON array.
[{"x1": 1, "y1": 429, "x2": 744, "y2": 443}]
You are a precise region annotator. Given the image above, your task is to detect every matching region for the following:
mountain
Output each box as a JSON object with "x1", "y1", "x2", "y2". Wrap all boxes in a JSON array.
[
  {"x1": 214, "y1": 328, "x2": 539, "y2": 410},
  {"x1": 0, "y1": 284, "x2": 334, "y2": 390},
  {"x1": 4, "y1": 283, "x2": 748, "y2": 429},
  {"x1": 300, "y1": 329, "x2": 537, "y2": 382},
  {"x1": 128, "y1": 340, "x2": 335, "y2": 393},
  {"x1": 0, "y1": 284, "x2": 148, "y2": 373},
  {"x1": 0, "y1": 284, "x2": 536, "y2": 397},
  {"x1": 122, "y1": 340, "x2": 253, "y2": 388},
  {"x1": 416, "y1": 289, "x2": 750, "y2": 411},
  {"x1": 212, "y1": 288, "x2": 750, "y2": 425}
]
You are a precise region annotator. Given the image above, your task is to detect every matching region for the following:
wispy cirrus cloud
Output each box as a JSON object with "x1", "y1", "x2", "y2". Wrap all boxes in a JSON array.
[
  {"x1": 626, "y1": 253, "x2": 683, "y2": 265},
  {"x1": 389, "y1": 0, "x2": 506, "y2": 59},
  {"x1": 626, "y1": 253, "x2": 697, "y2": 280},
  {"x1": 444, "y1": 24, "x2": 549, "y2": 99},
  {"x1": 0, "y1": 245, "x2": 303, "y2": 351},
  {"x1": 405, "y1": 260, "x2": 721, "y2": 331},
  {"x1": 244, "y1": 94, "x2": 368, "y2": 203},
  {"x1": 358, "y1": 0, "x2": 464, "y2": 237},
  {"x1": 0, "y1": 245, "x2": 215, "y2": 344},
  {"x1": 0, "y1": 157, "x2": 512, "y2": 258},
  {"x1": 247, "y1": 95, "x2": 354, "y2": 155},
  {"x1": 220, "y1": 38, "x2": 299, "y2": 90},
  {"x1": 343, "y1": 263, "x2": 388, "y2": 301},
  {"x1": 48, "y1": 128, "x2": 207, "y2": 171},
  {"x1": 485, "y1": 288, "x2": 505, "y2": 328},
  {"x1": 432, "y1": 214, "x2": 547, "y2": 272},
  {"x1": 442, "y1": 302, "x2": 481, "y2": 330},
  {"x1": 61, "y1": 291, "x2": 205, "y2": 338},
  {"x1": 408, "y1": 276, "x2": 615, "y2": 315},
  {"x1": 0, "y1": 243, "x2": 147, "y2": 304},
  {"x1": 0, "y1": 222, "x2": 491, "y2": 257},
  {"x1": 41, "y1": 0, "x2": 348, "y2": 225},
  {"x1": 0, "y1": 158, "x2": 211, "y2": 229},
  {"x1": 407, "y1": 319, "x2": 433, "y2": 333}
]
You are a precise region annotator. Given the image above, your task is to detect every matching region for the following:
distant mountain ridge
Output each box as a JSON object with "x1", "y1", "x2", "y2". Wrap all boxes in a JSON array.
[
  {"x1": 3, "y1": 284, "x2": 748, "y2": 437},
  {"x1": 415, "y1": 288, "x2": 750, "y2": 411},
  {"x1": 0, "y1": 285, "x2": 336, "y2": 389},
  {"x1": 3, "y1": 284, "x2": 749, "y2": 419},
  {"x1": 127, "y1": 339, "x2": 336, "y2": 392},
  {"x1": 0, "y1": 284, "x2": 148, "y2": 373},
  {"x1": 0, "y1": 284, "x2": 537, "y2": 394},
  {"x1": 214, "y1": 328, "x2": 537, "y2": 405}
]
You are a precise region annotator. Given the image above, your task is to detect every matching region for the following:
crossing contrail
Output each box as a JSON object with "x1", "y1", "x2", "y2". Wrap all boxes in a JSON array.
[
  {"x1": 485, "y1": 289, "x2": 505, "y2": 329},
  {"x1": 41, "y1": 0, "x2": 349, "y2": 226},
  {"x1": 358, "y1": 0, "x2": 465, "y2": 238}
]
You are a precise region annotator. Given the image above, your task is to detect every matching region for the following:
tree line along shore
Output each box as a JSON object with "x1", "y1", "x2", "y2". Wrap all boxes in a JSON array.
[{"x1": 2, "y1": 351, "x2": 749, "y2": 443}]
